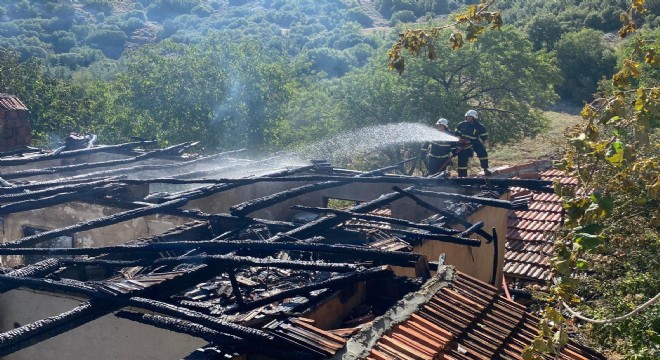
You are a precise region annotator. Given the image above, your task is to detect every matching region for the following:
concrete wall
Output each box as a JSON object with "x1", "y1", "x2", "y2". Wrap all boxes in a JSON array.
[
  {"x1": 0, "y1": 289, "x2": 206, "y2": 360},
  {"x1": 0, "y1": 201, "x2": 190, "y2": 267}
]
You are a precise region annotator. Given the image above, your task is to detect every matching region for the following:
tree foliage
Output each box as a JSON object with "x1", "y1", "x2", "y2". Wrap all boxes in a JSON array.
[
  {"x1": 523, "y1": 2, "x2": 660, "y2": 359},
  {"x1": 555, "y1": 29, "x2": 617, "y2": 104}
]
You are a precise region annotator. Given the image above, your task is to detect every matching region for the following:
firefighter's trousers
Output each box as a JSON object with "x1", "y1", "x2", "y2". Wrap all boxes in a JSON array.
[{"x1": 457, "y1": 142, "x2": 489, "y2": 177}]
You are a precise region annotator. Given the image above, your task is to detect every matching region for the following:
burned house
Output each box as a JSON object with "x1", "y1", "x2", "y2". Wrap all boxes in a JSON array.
[{"x1": 0, "y1": 140, "x2": 601, "y2": 359}]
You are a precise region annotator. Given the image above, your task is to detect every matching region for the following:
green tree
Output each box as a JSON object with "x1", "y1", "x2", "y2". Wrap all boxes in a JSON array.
[
  {"x1": 555, "y1": 29, "x2": 617, "y2": 104},
  {"x1": 526, "y1": 14, "x2": 563, "y2": 51},
  {"x1": 0, "y1": 48, "x2": 83, "y2": 142},
  {"x1": 358, "y1": 26, "x2": 560, "y2": 144}
]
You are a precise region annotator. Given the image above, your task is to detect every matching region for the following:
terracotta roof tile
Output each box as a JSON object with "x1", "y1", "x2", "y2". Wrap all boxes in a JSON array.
[
  {"x1": 368, "y1": 272, "x2": 603, "y2": 359},
  {"x1": 0, "y1": 94, "x2": 28, "y2": 111},
  {"x1": 505, "y1": 171, "x2": 575, "y2": 283}
]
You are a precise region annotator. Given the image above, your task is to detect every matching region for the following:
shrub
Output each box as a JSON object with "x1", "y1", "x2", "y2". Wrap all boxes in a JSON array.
[
  {"x1": 390, "y1": 10, "x2": 416, "y2": 25},
  {"x1": 83, "y1": 0, "x2": 113, "y2": 15}
]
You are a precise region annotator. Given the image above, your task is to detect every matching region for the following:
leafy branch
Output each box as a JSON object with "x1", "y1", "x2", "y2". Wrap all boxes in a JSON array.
[
  {"x1": 387, "y1": 0, "x2": 502, "y2": 74},
  {"x1": 523, "y1": 1, "x2": 660, "y2": 358}
]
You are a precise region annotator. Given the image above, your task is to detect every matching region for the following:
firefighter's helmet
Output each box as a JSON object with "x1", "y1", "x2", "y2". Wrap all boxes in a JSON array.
[{"x1": 465, "y1": 109, "x2": 478, "y2": 119}]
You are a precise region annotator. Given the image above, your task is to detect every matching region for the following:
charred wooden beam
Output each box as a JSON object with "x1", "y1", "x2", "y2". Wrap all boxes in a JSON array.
[
  {"x1": 267, "y1": 191, "x2": 407, "y2": 243},
  {"x1": 224, "y1": 266, "x2": 392, "y2": 314},
  {"x1": 460, "y1": 221, "x2": 485, "y2": 238},
  {"x1": 227, "y1": 269, "x2": 245, "y2": 306},
  {"x1": 127, "y1": 297, "x2": 273, "y2": 342},
  {"x1": 0, "y1": 299, "x2": 117, "y2": 357},
  {"x1": 0, "y1": 146, "x2": 42, "y2": 158},
  {"x1": 0, "y1": 178, "x2": 116, "y2": 203},
  {"x1": 229, "y1": 160, "x2": 417, "y2": 217},
  {"x1": 114, "y1": 312, "x2": 312, "y2": 360},
  {"x1": 0, "y1": 262, "x2": 229, "y2": 357},
  {"x1": 444, "y1": 177, "x2": 554, "y2": 193},
  {"x1": 392, "y1": 186, "x2": 494, "y2": 243},
  {"x1": 340, "y1": 224, "x2": 481, "y2": 247},
  {"x1": 491, "y1": 228, "x2": 499, "y2": 286},
  {"x1": 60, "y1": 254, "x2": 359, "y2": 273},
  {"x1": 0, "y1": 240, "x2": 422, "y2": 267},
  {"x1": 0, "y1": 259, "x2": 62, "y2": 293},
  {"x1": 0, "y1": 142, "x2": 196, "y2": 180},
  {"x1": 0, "y1": 185, "x2": 118, "y2": 215},
  {"x1": 290, "y1": 205, "x2": 460, "y2": 235},
  {"x1": 150, "y1": 164, "x2": 317, "y2": 205},
  {"x1": 0, "y1": 177, "x2": 13, "y2": 187},
  {"x1": 0, "y1": 176, "x2": 118, "y2": 195},
  {"x1": 408, "y1": 188, "x2": 519, "y2": 209},
  {"x1": 39, "y1": 149, "x2": 247, "y2": 182},
  {"x1": 0, "y1": 273, "x2": 106, "y2": 299},
  {"x1": 115, "y1": 310, "x2": 245, "y2": 346},
  {"x1": 0, "y1": 197, "x2": 189, "y2": 248},
  {"x1": 0, "y1": 140, "x2": 157, "y2": 166},
  {"x1": 119, "y1": 174, "x2": 552, "y2": 195}
]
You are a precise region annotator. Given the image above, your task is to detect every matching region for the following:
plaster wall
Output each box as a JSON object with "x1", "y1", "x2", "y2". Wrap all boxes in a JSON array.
[
  {"x1": 0, "y1": 289, "x2": 206, "y2": 360},
  {"x1": 186, "y1": 181, "x2": 463, "y2": 222},
  {"x1": 411, "y1": 198, "x2": 508, "y2": 287},
  {"x1": 0, "y1": 201, "x2": 190, "y2": 267},
  {"x1": 303, "y1": 282, "x2": 367, "y2": 330}
]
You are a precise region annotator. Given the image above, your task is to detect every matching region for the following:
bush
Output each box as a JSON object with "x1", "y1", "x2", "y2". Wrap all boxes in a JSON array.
[
  {"x1": 147, "y1": 0, "x2": 202, "y2": 21},
  {"x1": 119, "y1": 17, "x2": 145, "y2": 33},
  {"x1": 192, "y1": 5, "x2": 213, "y2": 17},
  {"x1": 307, "y1": 47, "x2": 353, "y2": 77},
  {"x1": 85, "y1": 29, "x2": 128, "y2": 58},
  {"x1": 83, "y1": 0, "x2": 114, "y2": 15},
  {"x1": 390, "y1": 10, "x2": 416, "y2": 25},
  {"x1": 555, "y1": 29, "x2": 616, "y2": 103},
  {"x1": 50, "y1": 52, "x2": 86, "y2": 69},
  {"x1": 527, "y1": 14, "x2": 563, "y2": 50},
  {"x1": 342, "y1": 8, "x2": 373, "y2": 27},
  {"x1": 52, "y1": 31, "x2": 77, "y2": 53}
]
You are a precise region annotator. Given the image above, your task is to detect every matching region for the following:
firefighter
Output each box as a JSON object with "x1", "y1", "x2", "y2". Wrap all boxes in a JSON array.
[
  {"x1": 455, "y1": 109, "x2": 491, "y2": 177},
  {"x1": 421, "y1": 118, "x2": 456, "y2": 176}
]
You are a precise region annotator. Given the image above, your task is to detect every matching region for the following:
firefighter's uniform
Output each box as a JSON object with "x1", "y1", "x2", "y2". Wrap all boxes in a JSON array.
[
  {"x1": 454, "y1": 119, "x2": 489, "y2": 177},
  {"x1": 422, "y1": 133, "x2": 456, "y2": 175}
]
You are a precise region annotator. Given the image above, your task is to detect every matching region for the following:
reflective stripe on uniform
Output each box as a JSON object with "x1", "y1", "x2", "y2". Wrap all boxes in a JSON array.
[
  {"x1": 431, "y1": 142, "x2": 453, "y2": 147},
  {"x1": 457, "y1": 166, "x2": 468, "y2": 170},
  {"x1": 429, "y1": 154, "x2": 450, "y2": 159},
  {"x1": 479, "y1": 156, "x2": 489, "y2": 160}
]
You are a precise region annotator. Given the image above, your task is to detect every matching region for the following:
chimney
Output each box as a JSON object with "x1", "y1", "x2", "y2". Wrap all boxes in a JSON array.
[{"x1": 0, "y1": 94, "x2": 32, "y2": 152}]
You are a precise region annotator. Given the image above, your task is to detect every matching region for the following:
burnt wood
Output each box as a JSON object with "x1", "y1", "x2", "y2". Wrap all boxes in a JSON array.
[
  {"x1": 392, "y1": 186, "x2": 494, "y2": 243},
  {"x1": 0, "y1": 140, "x2": 157, "y2": 166}
]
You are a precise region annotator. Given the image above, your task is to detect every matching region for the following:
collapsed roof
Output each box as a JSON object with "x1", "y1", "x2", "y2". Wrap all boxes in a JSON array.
[{"x1": 0, "y1": 141, "x2": 597, "y2": 359}]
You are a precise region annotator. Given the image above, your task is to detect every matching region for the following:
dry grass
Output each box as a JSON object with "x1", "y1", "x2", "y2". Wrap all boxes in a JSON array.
[{"x1": 487, "y1": 107, "x2": 582, "y2": 169}]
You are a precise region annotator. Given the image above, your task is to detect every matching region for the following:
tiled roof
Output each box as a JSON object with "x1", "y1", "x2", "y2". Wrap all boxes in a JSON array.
[
  {"x1": 366, "y1": 271, "x2": 604, "y2": 360},
  {"x1": 0, "y1": 94, "x2": 28, "y2": 111},
  {"x1": 505, "y1": 169, "x2": 574, "y2": 282}
]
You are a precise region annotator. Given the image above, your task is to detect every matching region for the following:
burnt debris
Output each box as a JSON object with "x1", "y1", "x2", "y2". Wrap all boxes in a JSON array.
[{"x1": 0, "y1": 140, "x2": 589, "y2": 360}]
